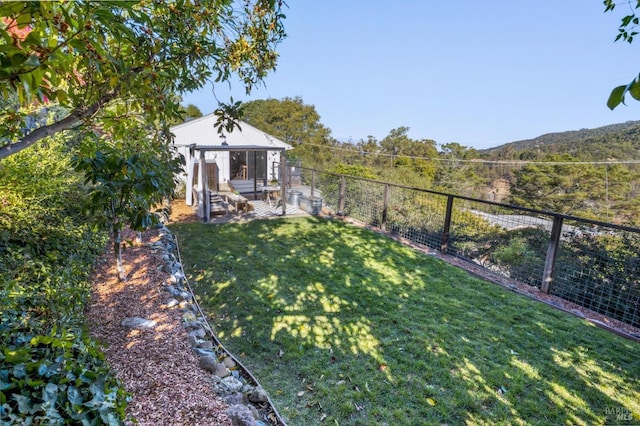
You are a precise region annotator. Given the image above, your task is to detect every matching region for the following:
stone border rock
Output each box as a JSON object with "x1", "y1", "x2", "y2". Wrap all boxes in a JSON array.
[{"x1": 148, "y1": 225, "x2": 286, "y2": 426}]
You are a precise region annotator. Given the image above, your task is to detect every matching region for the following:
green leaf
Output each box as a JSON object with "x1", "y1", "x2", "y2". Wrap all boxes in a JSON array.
[
  {"x1": 24, "y1": 54, "x2": 41, "y2": 68},
  {"x1": 100, "y1": 408, "x2": 121, "y2": 425},
  {"x1": 5, "y1": 348, "x2": 31, "y2": 364},
  {"x1": 45, "y1": 402, "x2": 63, "y2": 420},
  {"x1": 67, "y1": 385, "x2": 83, "y2": 405},
  {"x1": 10, "y1": 53, "x2": 26, "y2": 66},
  {"x1": 43, "y1": 382, "x2": 59, "y2": 403},
  {"x1": 46, "y1": 362, "x2": 62, "y2": 377},
  {"x1": 607, "y1": 85, "x2": 627, "y2": 110},
  {"x1": 629, "y1": 78, "x2": 640, "y2": 100},
  {"x1": 12, "y1": 394, "x2": 33, "y2": 414},
  {"x1": 30, "y1": 335, "x2": 54, "y2": 346},
  {"x1": 0, "y1": 372, "x2": 9, "y2": 390}
]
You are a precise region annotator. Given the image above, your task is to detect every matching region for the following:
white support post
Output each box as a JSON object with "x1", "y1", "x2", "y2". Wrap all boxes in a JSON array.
[
  {"x1": 199, "y1": 150, "x2": 209, "y2": 221},
  {"x1": 186, "y1": 157, "x2": 196, "y2": 206},
  {"x1": 281, "y1": 152, "x2": 287, "y2": 216}
]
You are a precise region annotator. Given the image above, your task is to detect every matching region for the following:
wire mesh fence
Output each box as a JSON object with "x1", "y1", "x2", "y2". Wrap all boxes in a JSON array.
[
  {"x1": 553, "y1": 221, "x2": 640, "y2": 327},
  {"x1": 446, "y1": 198, "x2": 549, "y2": 288},
  {"x1": 385, "y1": 186, "x2": 448, "y2": 250},
  {"x1": 297, "y1": 165, "x2": 640, "y2": 328}
]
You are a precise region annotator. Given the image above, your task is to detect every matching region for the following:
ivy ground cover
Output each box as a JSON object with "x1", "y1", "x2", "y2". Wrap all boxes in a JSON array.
[
  {"x1": 171, "y1": 216, "x2": 640, "y2": 425},
  {"x1": 0, "y1": 140, "x2": 128, "y2": 424}
]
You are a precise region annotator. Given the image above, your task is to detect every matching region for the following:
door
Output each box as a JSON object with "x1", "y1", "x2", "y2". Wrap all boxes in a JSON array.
[
  {"x1": 248, "y1": 151, "x2": 267, "y2": 182},
  {"x1": 230, "y1": 150, "x2": 267, "y2": 181},
  {"x1": 229, "y1": 151, "x2": 246, "y2": 180}
]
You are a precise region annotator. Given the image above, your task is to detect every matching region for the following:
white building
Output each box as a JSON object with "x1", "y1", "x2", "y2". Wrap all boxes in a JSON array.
[{"x1": 171, "y1": 113, "x2": 292, "y2": 209}]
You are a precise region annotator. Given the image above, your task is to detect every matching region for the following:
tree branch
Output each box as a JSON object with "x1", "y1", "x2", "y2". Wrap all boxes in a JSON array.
[{"x1": 0, "y1": 90, "x2": 119, "y2": 161}]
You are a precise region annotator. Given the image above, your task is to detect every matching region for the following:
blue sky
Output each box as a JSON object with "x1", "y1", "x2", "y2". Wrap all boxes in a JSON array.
[{"x1": 182, "y1": 1, "x2": 640, "y2": 150}]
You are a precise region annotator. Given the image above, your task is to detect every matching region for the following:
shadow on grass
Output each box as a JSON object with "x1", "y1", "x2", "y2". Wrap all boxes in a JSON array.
[{"x1": 171, "y1": 217, "x2": 640, "y2": 425}]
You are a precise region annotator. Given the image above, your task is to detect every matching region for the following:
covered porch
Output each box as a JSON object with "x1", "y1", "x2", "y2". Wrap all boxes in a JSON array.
[{"x1": 186, "y1": 144, "x2": 291, "y2": 222}]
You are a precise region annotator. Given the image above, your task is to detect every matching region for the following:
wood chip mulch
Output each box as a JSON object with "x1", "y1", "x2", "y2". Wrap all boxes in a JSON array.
[{"x1": 86, "y1": 226, "x2": 231, "y2": 426}]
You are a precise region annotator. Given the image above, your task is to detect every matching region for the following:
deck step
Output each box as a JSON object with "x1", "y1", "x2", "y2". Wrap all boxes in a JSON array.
[
  {"x1": 229, "y1": 180, "x2": 261, "y2": 194},
  {"x1": 209, "y1": 192, "x2": 227, "y2": 216}
]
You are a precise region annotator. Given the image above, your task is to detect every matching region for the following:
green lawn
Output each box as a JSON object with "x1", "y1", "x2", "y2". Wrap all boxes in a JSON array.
[{"x1": 170, "y1": 216, "x2": 640, "y2": 426}]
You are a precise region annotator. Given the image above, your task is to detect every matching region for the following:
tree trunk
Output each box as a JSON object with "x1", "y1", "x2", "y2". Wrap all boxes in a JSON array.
[{"x1": 113, "y1": 228, "x2": 126, "y2": 281}]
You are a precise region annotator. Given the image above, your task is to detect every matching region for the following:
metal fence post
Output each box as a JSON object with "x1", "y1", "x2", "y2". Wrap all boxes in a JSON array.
[
  {"x1": 441, "y1": 195, "x2": 454, "y2": 253},
  {"x1": 311, "y1": 169, "x2": 316, "y2": 197},
  {"x1": 338, "y1": 176, "x2": 346, "y2": 215},
  {"x1": 382, "y1": 183, "x2": 389, "y2": 231},
  {"x1": 541, "y1": 215, "x2": 564, "y2": 294}
]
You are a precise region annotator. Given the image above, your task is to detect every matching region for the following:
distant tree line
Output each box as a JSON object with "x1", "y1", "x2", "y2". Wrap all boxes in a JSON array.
[{"x1": 241, "y1": 98, "x2": 640, "y2": 226}]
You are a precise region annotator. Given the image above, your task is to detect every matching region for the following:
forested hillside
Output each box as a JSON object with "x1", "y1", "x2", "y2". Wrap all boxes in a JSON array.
[
  {"x1": 242, "y1": 98, "x2": 640, "y2": 226},
  {"x1": 480, "y1": 120, "x2": 640, "y2": 161},
  {"x1": 476, "y1": 121, "x2": 640, "y2": 224}
]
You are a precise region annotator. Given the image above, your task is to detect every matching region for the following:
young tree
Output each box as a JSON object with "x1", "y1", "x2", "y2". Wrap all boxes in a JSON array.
[
  {"x1": 0, "y1": 0, "x2": 286, "y2": 159},
  {"x1": 72, "y1": 128, "x2": 183, "y2": 281}
]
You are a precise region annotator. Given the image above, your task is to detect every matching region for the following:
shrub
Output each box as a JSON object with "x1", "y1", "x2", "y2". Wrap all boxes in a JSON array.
[{"x1": 0, "y1": 137, "x2": 128, "y2": 424}]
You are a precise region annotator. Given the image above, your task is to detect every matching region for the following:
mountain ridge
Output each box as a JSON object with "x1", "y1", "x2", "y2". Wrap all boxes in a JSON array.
[{"x1": 480, "y1": 120, "x2": 640, "y2": 160}]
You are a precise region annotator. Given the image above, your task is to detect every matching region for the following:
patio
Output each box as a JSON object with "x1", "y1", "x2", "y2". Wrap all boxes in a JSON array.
[
  {"x1": 199, "y1": 183, "x2": 324, "y2": 223},
  {"x1": 206, "y1": 197, "x2": 308, "y2": 223}
]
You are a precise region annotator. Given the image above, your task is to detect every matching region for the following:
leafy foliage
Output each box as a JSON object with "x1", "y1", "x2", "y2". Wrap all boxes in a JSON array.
[
  {"x1": 433, "y1": 142, "x2": 483, "y2": 195},
  {"x1": 241, "y1": 97, "x2": 335, "y2": 168},
  {"x1": 326, "y1": 163, "x2": 377, "y2": 180},
  {"x1": 555, "y1": 230, "x2": 640, "y2": 327},
  {"x1": 180, "y1": 104, "x2": 203, "y2": 122},
  {"x1": 0, "y1": 138, "x2": 128, "y2": 424},
  {"x1": 0, "y1": 0, "x2": 286, "y2": 159},
  {"x1": 1, "y1": 0, "x2": 287, "y2": 278},
  {"x1": 604, "y1": 0, "x2": 640, "y2": 109},
  {"x1": 72, "y1": 130, "x2": 183, "y2": 280}
]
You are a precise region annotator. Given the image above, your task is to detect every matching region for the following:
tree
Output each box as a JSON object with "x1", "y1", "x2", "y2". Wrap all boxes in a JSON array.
[
  {"x1": 167, "y1": 103, "x2": 204, "y2": 126},
  {"x1": 508, "y1": 154, "x2": 618, "y2": 217},
  {"x1": 433, "y1": 142, "x2": 483, "y2": 195},
  {"x1": 0, "y1": 0, "x2": 286, "y2": 159},
  {"x1": 72, "y1": 130, "x2": 183, "y2": 281},
  {"x1": 182, "y1": 103, "x2": 203, "y2": 122},
  {"x1": 241, "y1": 97, "x2": 335, "y2": 167},
  {"x1": 1, "y1": 1, "x2": 285, "y2": 278},
  {"x1": 378, "y1": 127, "x2": 438, "y2": 185},
  {"x1": 604, "y1": 1, "x2": 640, "y2": 109}
]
